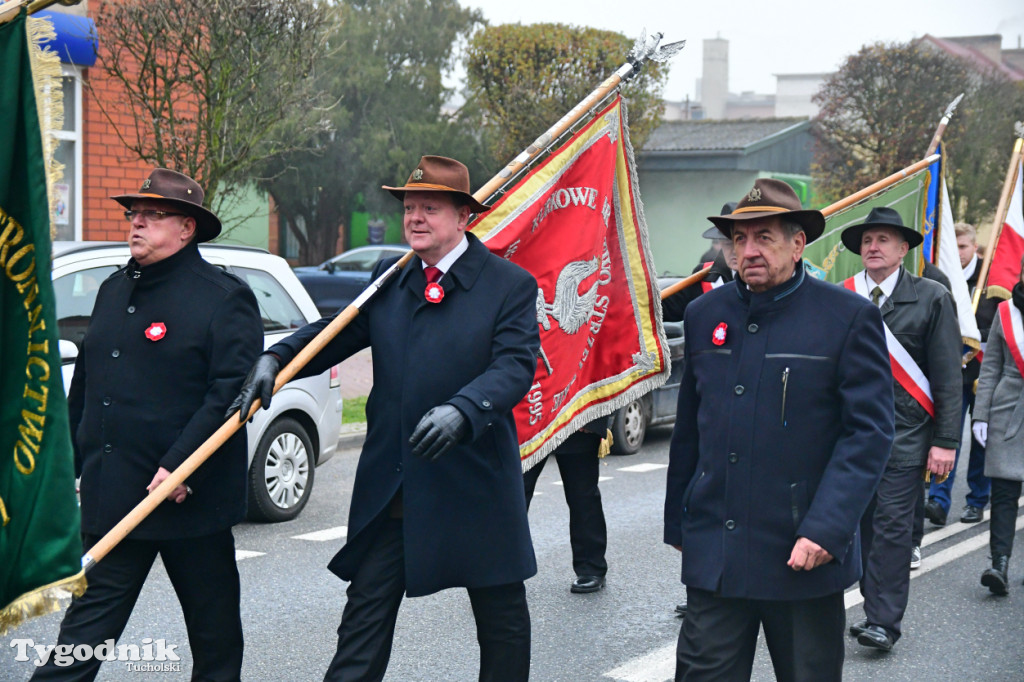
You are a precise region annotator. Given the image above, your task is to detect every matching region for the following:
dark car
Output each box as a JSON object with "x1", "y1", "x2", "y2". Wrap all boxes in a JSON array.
[
  {"x1": 608, "y1": 320, "x2": 685, "y2": 455},
  {"x1": 294, "y1": 244, "x2": 411, "y2": 316}
]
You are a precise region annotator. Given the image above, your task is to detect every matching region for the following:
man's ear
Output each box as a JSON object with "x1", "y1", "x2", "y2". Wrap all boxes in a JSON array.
[
  {"x1": 791, "y1": 230, "x2": 806, "y2": 261},
  {"x1": 181, "y1": 216, "x2": 197, "y2": 242}
]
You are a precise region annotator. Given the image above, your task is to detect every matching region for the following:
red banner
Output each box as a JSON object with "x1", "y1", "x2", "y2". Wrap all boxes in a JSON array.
[
  {"x1": 987, "y1": 159, "x2": 1024, "y2": 300},
  {"x1": 470, "y1": 97, "x2": 669, "y2": 470}
]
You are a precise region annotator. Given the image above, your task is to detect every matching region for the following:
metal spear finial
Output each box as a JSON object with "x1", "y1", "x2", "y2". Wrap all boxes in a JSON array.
[
  {"x1": 627, "y1": 30, "x2": 686, "y2": 68},
  {"x1": 943, "y1": 93, "x2": 964, "y2": 119}
]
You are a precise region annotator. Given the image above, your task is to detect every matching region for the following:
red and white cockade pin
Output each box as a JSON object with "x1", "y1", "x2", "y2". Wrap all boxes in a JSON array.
[
  {"x1": 424, "y1": 282, "x2": 445, "y2": 304},
  {"x1": 712, "y1": 322, "x2": 727, "y2": 346},
  {"x1": 145, "y1": 322, "x2": 167, "y2": 342}
]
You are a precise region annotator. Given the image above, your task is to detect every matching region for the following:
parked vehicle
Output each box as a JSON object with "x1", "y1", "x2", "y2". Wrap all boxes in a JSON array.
[
  {"x1": 293, "y1": 244, "x2": 412, "y2": 316},
  {"x1": 608, "y1": 320, "x2": 685, "y2": 455},
  {"x1": 51, "y1": 241, "x2": 344, "y2": 522}
]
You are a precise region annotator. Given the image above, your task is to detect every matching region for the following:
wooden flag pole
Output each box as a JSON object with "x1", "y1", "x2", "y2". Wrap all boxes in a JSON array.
[
  {"x1": 925, "y1": 93, "x2": 964, "y2": 157},
  {"x1": 82, "y1": 31, "x2": 686, "y2": 570},
  {"x1": 476, "y1": 31, "x2": 684, "y2": 204},
  {"x1": 924, "y1": 94, "x2": 964, "y2": 260},
  {"x1": 659, "y1": 266, "x2": 712, "y2": 300},
  {"x1": 0, "y1": 0, "x2": 82, "y2": 26},
  {"x1": 972, "y1": 132, "x2": 1024, "y2": 311},
  {"x1": 819, "y1": 155, "x2": 940, "y2": 219}
]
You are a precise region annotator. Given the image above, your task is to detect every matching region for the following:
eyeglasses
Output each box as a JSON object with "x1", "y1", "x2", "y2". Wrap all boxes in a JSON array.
[{"x1": 123, "y1": 209, "x2": 187, "y2": 222}]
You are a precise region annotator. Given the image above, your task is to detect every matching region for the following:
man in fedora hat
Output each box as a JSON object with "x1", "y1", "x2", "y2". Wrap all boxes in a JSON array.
[
  {"x1": 665, "y1": 179, "x2": 894, "y2": 680},
  {"x1": 663, "y1": 202, "x2": 739, "y2": 323},
  {"x1": 231, "y1": 155, "x2": 540, "y2": 681},
  {"x1": 34, "y1": 169, "x2": 263, "y2": 681},
  {"x1": 839, "y1": 206, "x2": 961, "y2": 652}
]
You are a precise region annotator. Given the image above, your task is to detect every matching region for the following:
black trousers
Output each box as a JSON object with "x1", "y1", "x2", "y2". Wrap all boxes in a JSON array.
[
  {"x1": 674, "y1": 587, "x2": 845, "y2": 682},
  {"x1": 522, "y1": 433, "x2": 607, "y2": 577},
  {"x1": 31, "y1": 530, "x2": 243, "y2": 682},
  {"x1": 859, "y1": 464, "x2": 921, "y2": 641},
  {"x1": 989, "y1": 478, "x2": 1023, "y2": 557},
  {"x1": 324, "y1": 517, "x2": 530, "y2": 682}
]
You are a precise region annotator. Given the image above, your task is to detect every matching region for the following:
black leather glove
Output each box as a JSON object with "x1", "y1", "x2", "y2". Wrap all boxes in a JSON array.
[
  {"x1": 409, "y1": 404, "x2": 467, "y2": 461},
  {"x1": 227, "y1": 354, "x2": 280, "y2": 422}
]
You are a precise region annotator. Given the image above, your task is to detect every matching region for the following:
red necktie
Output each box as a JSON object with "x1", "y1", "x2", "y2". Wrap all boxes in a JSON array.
[{"x1": 424, "y1": 266, "x2": 442, "y2": 284}]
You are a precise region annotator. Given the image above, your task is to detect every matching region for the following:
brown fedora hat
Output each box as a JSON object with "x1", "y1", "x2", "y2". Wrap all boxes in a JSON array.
[
  {"x1": 708, "y1": 179, "x2": 824, "y2": 243},
  {"x1": 840, "y1": 206, "x2": 923, "y2": 255},
  {"x1": 111, "y1": 168, "x2": 221, "y2": 242},
  {"x1": 383, "y1": 155, "x2": 491, "y2": 214}
]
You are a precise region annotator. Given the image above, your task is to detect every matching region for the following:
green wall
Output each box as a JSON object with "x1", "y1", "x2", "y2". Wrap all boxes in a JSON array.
[
  {"x1": 210, "y1": 183, "x2": 271, "y2": 250},
  {"x1": 638, "y1": 169, "x2": 760, "y2": 276},
  {"x1": 637, "y1": 169, "x2": 814, "y2": 277}
]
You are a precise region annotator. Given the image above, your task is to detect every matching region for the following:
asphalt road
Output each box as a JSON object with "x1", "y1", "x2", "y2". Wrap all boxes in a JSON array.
[{"x1": 4, "y1": 426, "x2": 1023, "y2": 681}]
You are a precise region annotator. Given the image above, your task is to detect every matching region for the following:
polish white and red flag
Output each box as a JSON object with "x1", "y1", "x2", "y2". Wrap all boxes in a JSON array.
[{"x1": 986, "y1": 159, "x2": 1024, "y2": 299}]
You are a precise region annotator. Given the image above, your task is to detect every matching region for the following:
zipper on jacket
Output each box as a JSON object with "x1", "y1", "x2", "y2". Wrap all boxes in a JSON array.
[{"x1": 781, "y1": 367, "x2": 790, "y2": 427}]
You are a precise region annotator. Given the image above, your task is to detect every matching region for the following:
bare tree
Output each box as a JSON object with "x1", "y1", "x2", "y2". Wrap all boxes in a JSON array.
[{"x1": 93, "y1": 0, "x2": 330, "y2": 212}]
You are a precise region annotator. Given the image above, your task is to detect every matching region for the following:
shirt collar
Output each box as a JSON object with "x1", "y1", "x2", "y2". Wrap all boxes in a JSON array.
[
  {"x1": 865, "y1": 266, "x2": 901, "y2": 299},
  {"x1": 423, "y1": 234, "x2": 468, "y2": 275},
  {"x1": 963, "y1": 254, "x2": 978, "y2": 281}
]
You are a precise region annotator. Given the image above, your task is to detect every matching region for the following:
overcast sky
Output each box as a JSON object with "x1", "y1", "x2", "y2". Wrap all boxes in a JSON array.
[{"x1": 458, "y1": 0, "x2": 1024, "y2": 100}]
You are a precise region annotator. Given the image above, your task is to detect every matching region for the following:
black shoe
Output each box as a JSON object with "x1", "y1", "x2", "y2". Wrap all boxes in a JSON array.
[
  {"x1": 674, "y1": 603, "x2": 687, "y2": 617},
  {"x1": 924, "y1": 499, "x2": 948, "y2": 526},
  {"x1": 981, "y1": 555, "x2": 1009, "y2": 596},
  {"x1": 571, "y1": 575, "x2": 605, "y2": 593},
  {"x1": 849, "y1": 619, "x2": 869, "y2": 637},
  {"x1": 960, "y1": 505, "x2": 984, "y2": 523},
  {"x1": 857, "y1": 624, "x2": 895, "y2": 652}
]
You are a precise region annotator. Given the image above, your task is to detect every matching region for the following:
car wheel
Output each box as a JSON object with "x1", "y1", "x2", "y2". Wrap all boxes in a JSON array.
[
  {"x1": 248, "y1": 417, "x2": 315, "y2": 522},
  {"x1": 610, "y1": 398, "x2": 647, "y2": 455}
]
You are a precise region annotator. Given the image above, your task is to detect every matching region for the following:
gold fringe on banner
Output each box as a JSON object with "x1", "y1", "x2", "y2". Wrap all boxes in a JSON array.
[
  {"x1": 25, "y1": 11, "x2": 64, "y2": 240},
  {"x1": 0, "y1": 570, "x2": 86, "y2": 635}
]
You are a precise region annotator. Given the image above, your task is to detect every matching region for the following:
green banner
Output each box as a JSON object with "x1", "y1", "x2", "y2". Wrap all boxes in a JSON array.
[
  {"x1": 804, "y1": 169, "x2": 931, "y2": 283},
  {"x1": 0, "y1": 10, "x2": 84, "y2": 633}
]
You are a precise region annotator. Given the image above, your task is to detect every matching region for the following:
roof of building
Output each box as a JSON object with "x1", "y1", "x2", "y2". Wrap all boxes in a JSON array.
[
  {"x1": 642, "y1": 117, "x2": 809, "y2": 152},
  {"x1": 917, "y1": 34, "x2": 1024, "y2": 81}
]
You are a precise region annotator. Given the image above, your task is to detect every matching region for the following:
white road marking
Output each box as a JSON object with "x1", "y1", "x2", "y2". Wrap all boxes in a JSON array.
[
  {"x1": 617, "y1": 463, "x2": 668, "y2": 473},
  {"x1": 291, "y1": 526, "x2": 349, "y2": 542},
  {"x1": 604, "y1": 508, "x2": 1024, "y2": 682},
  {"x1": 844, "y1": 513, "x2": 1024, "y2": 609},
  {"x1": 604, "y1": 643, "x2": 677, "y2": 682},
  {"x1": 553, "y1": 476, "x2": 613, "y2": 486},
  {"x1": 235, "y1": 550, "x2": 265, "y2": 561}
]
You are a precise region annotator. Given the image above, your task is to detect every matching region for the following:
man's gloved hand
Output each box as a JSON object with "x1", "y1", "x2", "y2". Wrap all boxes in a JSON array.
[
  {"x1": 409, "y1": 404, "x2": 467, "y2": 461},
  {"x1": 972, "y1": 420, "x2": 988, "y2": 447},
  {"x1": 227, "y1": 354, "x2": 280, "y2": 422}
]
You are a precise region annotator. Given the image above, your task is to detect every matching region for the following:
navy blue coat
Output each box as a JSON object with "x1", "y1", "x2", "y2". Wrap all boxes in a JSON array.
[
  {"x1": 271, "y1": 234, "x2": 540, "y2": 597},
  {"x1": 664, "y1": 266, "x2": 895, "y2": 600},
  {"x1": 69, "y1": 242, "x2": 262, "y2": 540}
]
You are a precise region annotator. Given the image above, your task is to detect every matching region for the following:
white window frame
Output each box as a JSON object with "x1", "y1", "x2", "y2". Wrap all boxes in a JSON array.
[{"x1": 52, "y1": 63, "x2": 83, "y2": 241}]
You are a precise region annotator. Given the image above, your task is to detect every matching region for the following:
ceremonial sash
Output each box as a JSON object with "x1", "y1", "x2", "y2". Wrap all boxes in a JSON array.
[
  {"x1": 997, "y1": 300, "x2": 1024, "y2": 379},
  {"x1": 843, "y1": 276, "x2": 935, "y2": 417},
  {"x1": 700, "y1": 261, "x2": 715, "y2": 293}
]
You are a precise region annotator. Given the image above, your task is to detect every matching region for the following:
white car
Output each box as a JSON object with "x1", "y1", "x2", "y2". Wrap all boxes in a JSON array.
[{"x1": 51, "y1": 241, "x2": 343, "y2": 523}]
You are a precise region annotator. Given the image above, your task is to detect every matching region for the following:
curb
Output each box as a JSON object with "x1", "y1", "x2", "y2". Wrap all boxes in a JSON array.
[{"x1": 337, "y1": 423, "x2": 367, "y2": 451}]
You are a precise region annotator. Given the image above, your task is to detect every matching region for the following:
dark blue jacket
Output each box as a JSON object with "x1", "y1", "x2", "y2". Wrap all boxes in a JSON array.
[
  {"x1": 664, "y1": 266, "x2": 894, "y2": 600},
  {"x1": 271, "y1": 234, "x2": 540, "y2": 597}
]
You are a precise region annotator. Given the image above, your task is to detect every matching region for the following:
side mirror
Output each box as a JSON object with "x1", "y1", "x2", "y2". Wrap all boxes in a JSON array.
[
  {"x1": 59, "y1": 339, "x2": 79, "y2": 364},
  {"x1": 323, "y1": 261, "x2": 336, "y2": 274}
]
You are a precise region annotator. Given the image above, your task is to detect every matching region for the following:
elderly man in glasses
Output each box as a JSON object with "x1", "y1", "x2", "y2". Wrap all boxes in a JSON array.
[{"x1": 33, "y1": 168, "x2": 263, "y2": 682}]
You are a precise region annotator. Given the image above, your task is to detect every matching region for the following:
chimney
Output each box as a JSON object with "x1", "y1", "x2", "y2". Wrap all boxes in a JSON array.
[{"x1": 701, "y1": 38, "x2": 729, "y2": 120}]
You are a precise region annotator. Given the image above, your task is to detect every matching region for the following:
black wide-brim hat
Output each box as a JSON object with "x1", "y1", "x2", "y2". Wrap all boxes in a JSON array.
[
  {"x1": 702, "y1": 201, "x2": 737, "y2": 239},
  {"x1": 383, "y1": 155, "x2": 491, "y2": 214},
  {"x1": 840, "y1": 206, "x2": 923, "y2": 255},
  {"x1": 111, "y1": 168, "x2": 221, "y2": 242},
  {"x1": 708, "y1": 179, "x2": 824, "y2": 243}
]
